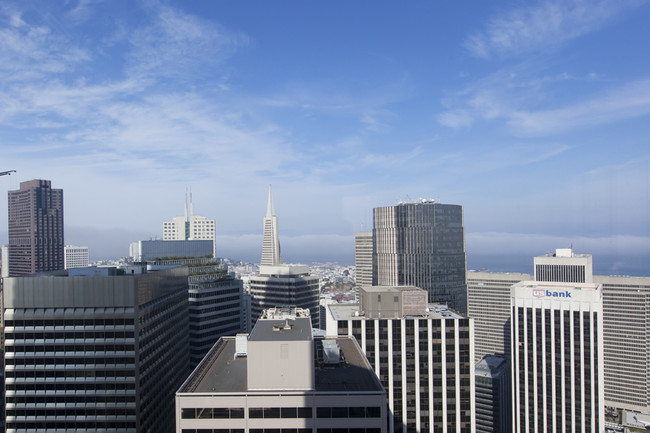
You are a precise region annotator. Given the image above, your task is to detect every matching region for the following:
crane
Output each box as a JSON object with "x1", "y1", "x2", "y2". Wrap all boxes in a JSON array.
[{"x1": 0, "y1": 170, "x2": 16, "y2": 177}]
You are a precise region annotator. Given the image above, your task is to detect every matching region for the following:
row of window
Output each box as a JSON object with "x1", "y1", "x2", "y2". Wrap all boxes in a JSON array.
[
  {"x1": 5, "y1": 318, "x2": 134, "y2": 327},
  {"x1": 181, "y1": 407, "x2": 382, "y2": 420}
]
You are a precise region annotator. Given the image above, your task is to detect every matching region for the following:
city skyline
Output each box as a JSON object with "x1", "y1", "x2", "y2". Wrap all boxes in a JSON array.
[{"x1": 1, "y1": 1, "x2": 649, "y2": 275}]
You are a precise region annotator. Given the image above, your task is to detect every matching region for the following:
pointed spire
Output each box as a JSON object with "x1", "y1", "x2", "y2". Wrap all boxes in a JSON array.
[
  {"x1": 261, "y1": 184, "x2": 281, "y2": 266},
  {"x1": 266, "y1": 184, "x2": 275, "y2": 218}
]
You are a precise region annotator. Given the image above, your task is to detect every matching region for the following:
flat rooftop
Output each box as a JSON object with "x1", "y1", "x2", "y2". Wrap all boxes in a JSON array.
[
  {"x1": 249, "y1": 316, "x2": 312, "y2": 342},
  {"x1": 329, "y1": 303, "x2": 465, "y2": 321},
  {"x1": 359, "y1": 285, "x2": 422, "y2": 293},
  {"x1": 179, "y1": 336, "x2": 383, "y2": 394}
]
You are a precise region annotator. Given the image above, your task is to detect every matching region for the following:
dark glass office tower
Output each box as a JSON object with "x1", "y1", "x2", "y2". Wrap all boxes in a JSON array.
[
  {"x1": 8, "y1": 179, "x2": 64, "y2": 276},
  {"x1": 373, "y1": 200, "x2": 467, "y2": 314}
]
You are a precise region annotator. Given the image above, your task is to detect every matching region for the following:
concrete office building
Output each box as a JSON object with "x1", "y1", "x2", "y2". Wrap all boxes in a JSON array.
[
  {"x1": 7, "y1": 179, "x2": 64, "y2": 276},
  {"x1": 373, "y1": 200, "x2": 467, "y2": 314},
  {"x1": 250, "y1": 187, "x2": 319, "y2": 328},
  {"x1": 3, "y1": 266, "x2": 190, "y2": 433},
  {"x1": 1, "y1": 244, "x2": 8, "y2": 278},
  {"x1": 355, "y1": 231, "x2": 374, "y2": 286},
  {"x1": 327, "y1": 286, "x2": 475, "y2": 433},
  {"x1": 596, "y1": 275, "x2": 650, "y2": 415},
  {"x1": 147, "y1": 256, "x2": 242, "y2": 367},
  {"x1": 534, "y1": 248, "x2": 593, "y2": 283},
  {"x1": 129, "y1": 239, "x2": 214, "y2": 262},
  {"x1": 467, "y1": 271, "x2": 531, "y2": 363},
  {"x1": 468, "y1": 247, "x2": 650, "y2": 418},
  {"x1": 511, "y1": 281, "x2": 604, "y2": 433},
  {"x1": 475, "y1": 355, "x2": 511, "y2": 433},
  {"x1": 250, "y1": 264, "x2": 319, "y2": 329},
  {"x1": 175, "y1": 307, "x2": 387, "y2": 433},
  {"x1": 64, "y1": 245, "x2": 89, "y2": 269}
]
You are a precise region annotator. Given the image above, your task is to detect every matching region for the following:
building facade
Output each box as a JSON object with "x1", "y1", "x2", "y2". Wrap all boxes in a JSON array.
[
  {"x1": 162, "y1": 189, "x2": 215, "y2": 256},
  {"x1": 467, "y1": 271, "x2": 531, "y2": 363},
  {"x1": 64, "y1": 245, "x2": 89, "y2": 269},
  {"x1": 596, "y1": 275, "x2": 650, "y2": 415},
  {"x1": 3, "y1": 267, "x2": 190, "y2": 433},
  {"x1": 250, "y1": 265, "x2": 319, "y2": 329},
  {"x1": 511, "y1": 281, "x2": 604, "y2": 433},
  {"x1": 475, "y1": 355, "x2": 511, "y2": 433},
  {"x1": 175, "y1": 307, "x2": 386, "y2": 433},
  {"x1": 7, "y1": 179, "x2": 64, "y2": 276},
  {"x1": 355, "y1": 231, "x2": 374, "y2": 286},
  {"x1": 148, "y1": 257, "x2": 243, "y2": 368},
  {"x1": 327, "y1": 286, "x2": 475, "y2": 433},
  {"x1": 534, "y1": 248, "x2": 593, "y2": 283},
  {"x1": 373, "y1": 200, "x2": 467, "y2": 314},
  {"x1": 129, "y1": 239, "x2": 214, "y2": 262}
]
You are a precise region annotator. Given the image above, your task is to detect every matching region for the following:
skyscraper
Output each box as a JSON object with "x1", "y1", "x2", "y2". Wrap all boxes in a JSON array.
[
  {"x1": 250, "y1": 186, "x2": 319, "y2": 328},
  {"x1": 261, "y1": 184, "x2": 281, "y2": 266},
  {"x1": 3, "y1": 266, "x2": 190, "y2": 432},
  {"x1": 475, "y1": 355, "x2": 511, "y2": 433},
  {"x1": 7, "y1": 179, "x2": 64, "y2": 276},
  {"x1": 467, "y1": 271, "x2": 531, "y2": 363},
  {"x1": 467, "y1": 248, "x2": 650, "y2": 421},
  {"x1": 355, "y1": 231, "x2": 374, "y2": 286},
  {"x1": 130, "y1": 239, "x2": 243, "y2": 368},
  {"x1": 373, "y1": 200, "x2": 467, "y2": 314},
  {"x1": 327, "y1": 286, "x2": 475, "y2": 433},
  {"x1": 511, "y1": 281, "x2": 604, "y2": 433}
]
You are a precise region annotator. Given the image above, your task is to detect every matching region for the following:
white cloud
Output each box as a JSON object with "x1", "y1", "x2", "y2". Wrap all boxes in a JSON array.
[
  {"x1": 508, "y1": 79, "x2": 650, "y2": 135},
  {"x1": 465, "y1": 0, "x2": 648, "y2": 58}
]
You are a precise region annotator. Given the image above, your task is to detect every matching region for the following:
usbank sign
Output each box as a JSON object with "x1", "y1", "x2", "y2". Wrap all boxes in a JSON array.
[{"x1": 532, "y1": 289, "x2": 572, "y2": 299}]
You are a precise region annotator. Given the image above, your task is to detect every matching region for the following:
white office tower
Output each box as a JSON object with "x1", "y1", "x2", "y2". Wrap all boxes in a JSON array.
[
  {"x1": 467, "y1": 271, "x2": 531, "y2": 363},
  {"x1": 162, "y1": 188, "x2": 215, "y2": 247},
  {"x1": 261, "y1": 184, "x2": 281, "y2": 266},
  {"x1": 175, "y1": 307, "x2": 387, "y2": 433},
  {"x1": 596, "y1": 275, "x2": 650, "y2": 417},
  {"x1": 355, "y1": 231, "x2": 374, "y2": 286},
  {"x1": 511, "y1": 281, "x2": 604, "y2": 433},
  {"x1": 63, "y1": 245, "x2": 89, "y2": 269},
  {"x1": 327, "y1": 286, "x2": 475, "y2": 433},
  {"x1": 534, "y1": 248, "x2": 593, "y2": 283}
]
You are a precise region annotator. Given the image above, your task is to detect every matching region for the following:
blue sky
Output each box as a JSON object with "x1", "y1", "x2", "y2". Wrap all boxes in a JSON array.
[{"x1": 1, "y1": 0, "x2": 649, "y2": 274}]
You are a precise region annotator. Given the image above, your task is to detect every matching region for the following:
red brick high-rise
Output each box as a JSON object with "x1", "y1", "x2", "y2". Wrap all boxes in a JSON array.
[{"x1": 8, "y1": 179, "x2": 64, "y2": 276}]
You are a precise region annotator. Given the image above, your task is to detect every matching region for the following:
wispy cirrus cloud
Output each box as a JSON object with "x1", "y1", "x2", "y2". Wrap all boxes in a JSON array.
[
  {"x1": 508, "y1": 78, "x2": 650, "y2": 135},
  {"x1": 466, "y1": 0, "x2": 648, "y2": 58}
]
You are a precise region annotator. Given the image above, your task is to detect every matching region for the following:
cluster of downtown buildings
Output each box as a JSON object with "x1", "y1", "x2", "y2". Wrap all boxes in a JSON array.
[{"x1": 0, "y1": 179, "x2": 649, "y2": 433}]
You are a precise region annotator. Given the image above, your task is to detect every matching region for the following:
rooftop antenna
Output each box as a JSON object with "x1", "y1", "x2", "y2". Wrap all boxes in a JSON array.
[{"x1": 190, "y1": 186, "x2": 194, "y2": 217}]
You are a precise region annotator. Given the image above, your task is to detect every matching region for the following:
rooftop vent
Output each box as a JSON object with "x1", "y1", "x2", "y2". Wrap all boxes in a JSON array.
[
  {"x1": 234, "y1": 333, "x2": 248, "y2": 358},
  {"x1": 322, "y1": 340, "x2": 342, "y2": 366}
]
